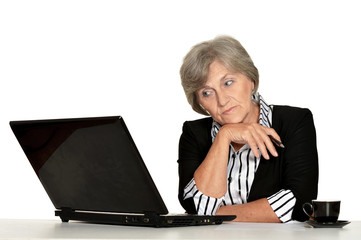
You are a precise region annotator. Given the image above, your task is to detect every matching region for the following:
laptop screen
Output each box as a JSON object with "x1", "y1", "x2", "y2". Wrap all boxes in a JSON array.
[{"x1": 10, "y1": 116, "x2": 168, "y2": 215}]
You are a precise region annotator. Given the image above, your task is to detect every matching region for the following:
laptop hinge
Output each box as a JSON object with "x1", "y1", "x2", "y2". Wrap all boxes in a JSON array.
[
  {"x1": 143, "y1": 211, "x2": 159, "y2": 218},
  {"x1": 143, "y1": 211, "x2": 161, "y2": 226},
  {"x1": 55, "y1": 207, "x2": 74, "y2": 222}
]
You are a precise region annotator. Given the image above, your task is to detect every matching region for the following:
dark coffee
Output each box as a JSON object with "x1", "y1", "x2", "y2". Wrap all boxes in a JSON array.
[{"x1": 303, "y1": 200, "x2": 340, "y2": 223}]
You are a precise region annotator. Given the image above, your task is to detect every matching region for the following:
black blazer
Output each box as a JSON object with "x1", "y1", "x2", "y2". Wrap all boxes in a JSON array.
[{"x1": 177, "y1": 105, "x2": 318, "y2": 222}]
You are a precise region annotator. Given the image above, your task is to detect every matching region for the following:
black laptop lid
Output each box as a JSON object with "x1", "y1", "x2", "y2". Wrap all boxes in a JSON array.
[{"x1": 10, "y1": 116, "x2": 168, "y2": 215}]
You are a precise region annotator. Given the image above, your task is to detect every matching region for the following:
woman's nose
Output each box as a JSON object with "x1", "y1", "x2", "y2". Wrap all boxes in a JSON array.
[{"x1": 217, "y1": 91, "x2": 230, "y2": 107}]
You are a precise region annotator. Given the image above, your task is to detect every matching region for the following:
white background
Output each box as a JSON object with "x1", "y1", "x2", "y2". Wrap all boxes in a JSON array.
[{"x1": 1, "y1": 0, "x2": 360, "y2": 221}]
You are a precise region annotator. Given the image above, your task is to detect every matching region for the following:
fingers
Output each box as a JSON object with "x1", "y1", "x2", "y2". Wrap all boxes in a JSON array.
[
  {"x1": 255, "y1": 125, "x2": 281, "y2": 159},
  {"x1": 228, "y1": 123, "x2": 281, "y2": 160},
  {"x1": 266, "y1": 128, "x2": 282, "y2": 143},
  {"x1": 247, "y1": 130, "x2": 268, "y2": 159},
  {"x1": 247, "y1": 138, "x2": 262, "y2": 159}
]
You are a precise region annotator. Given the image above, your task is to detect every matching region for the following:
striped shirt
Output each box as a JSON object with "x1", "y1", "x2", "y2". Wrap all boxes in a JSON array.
[{"x1": 183, "y1": 94, "x2": 296, "y2": 223}]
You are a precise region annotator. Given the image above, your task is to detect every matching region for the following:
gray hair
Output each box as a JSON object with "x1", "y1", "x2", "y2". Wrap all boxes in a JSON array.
[{"x1": 180, "y1": 35, "x2": 259, "y2": 115}]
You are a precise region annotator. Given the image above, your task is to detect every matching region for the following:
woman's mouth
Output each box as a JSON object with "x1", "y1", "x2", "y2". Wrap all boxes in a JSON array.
[{"x1": 222, "y1": 106, "x2": 237, "y2": 115}]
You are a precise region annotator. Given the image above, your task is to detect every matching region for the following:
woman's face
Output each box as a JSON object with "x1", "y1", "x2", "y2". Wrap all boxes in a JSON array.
[{"x1": 197, "y1": 60, "x2": 257, "y2": 125}]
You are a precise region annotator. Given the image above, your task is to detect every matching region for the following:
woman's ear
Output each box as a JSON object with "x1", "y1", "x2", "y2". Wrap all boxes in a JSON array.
[{"x1": 251, "y1": 81, "x2": 256, "y2": 95}]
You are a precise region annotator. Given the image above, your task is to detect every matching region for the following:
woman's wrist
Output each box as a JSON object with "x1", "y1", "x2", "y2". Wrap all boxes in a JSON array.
[{"x1": 217, "y1": 125, "x2": 233, "y2": 145}]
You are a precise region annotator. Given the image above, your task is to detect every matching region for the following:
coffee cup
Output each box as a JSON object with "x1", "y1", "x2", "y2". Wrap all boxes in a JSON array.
[{"x1": 302, "y1": 200, "x2": 340, "y2": 223}]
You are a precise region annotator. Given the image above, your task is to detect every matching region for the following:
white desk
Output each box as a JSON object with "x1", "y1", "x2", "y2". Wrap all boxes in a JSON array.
[{"x1": 0, "y1": 219, "x2": 359, "y2": 240}]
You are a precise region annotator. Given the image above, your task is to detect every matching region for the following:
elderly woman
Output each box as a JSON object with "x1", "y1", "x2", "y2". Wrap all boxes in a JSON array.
[{"x1": 178, "y1": 36, "x2": 318, "y2": 223}]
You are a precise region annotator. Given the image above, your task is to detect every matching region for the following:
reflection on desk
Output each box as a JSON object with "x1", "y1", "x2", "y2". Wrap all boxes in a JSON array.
[{"x1": 0, "y1": 219, "x2": 359, "y2": 240}]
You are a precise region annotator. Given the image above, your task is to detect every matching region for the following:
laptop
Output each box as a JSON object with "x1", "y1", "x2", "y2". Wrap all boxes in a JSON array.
[{"x1": 10, "y1": 116, "x2": 235, "y2": 227}]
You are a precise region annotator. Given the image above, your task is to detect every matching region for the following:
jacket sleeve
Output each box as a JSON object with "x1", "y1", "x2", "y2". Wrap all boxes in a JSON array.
[
  {"x1": 281, "y1": 108, "x2": 319, "y2": 221},
  {"x1": 177, "y1": 120, "x2": 208, "y2": 214}
]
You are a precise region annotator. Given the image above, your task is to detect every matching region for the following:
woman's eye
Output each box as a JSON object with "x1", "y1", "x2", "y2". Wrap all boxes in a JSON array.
[
  {"x1": 202, "y1": 91, "x2": 210, "y2": 97},
  {"x1": 225, "y1": 80, "x2": 233, "y2": 86},
  {"x1": 202, "y1": 90, "x2": 212, "y2": 97}
]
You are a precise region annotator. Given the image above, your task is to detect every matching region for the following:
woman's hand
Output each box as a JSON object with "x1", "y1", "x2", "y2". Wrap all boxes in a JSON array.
[
  {"x1": 193, "y1": 122, "x2": 282, "y2": 198},
  {"x1": 216, "y1": 198, "x2": 281, "y2": 222},
  {"x1": 220, "y1": 123, "x2": 281, "y2": 159}
]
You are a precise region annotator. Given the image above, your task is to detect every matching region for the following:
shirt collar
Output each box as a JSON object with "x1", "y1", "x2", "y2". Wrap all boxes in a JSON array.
[{"x1": 211, "y1": 93, "x2": 273, "y2": 142}]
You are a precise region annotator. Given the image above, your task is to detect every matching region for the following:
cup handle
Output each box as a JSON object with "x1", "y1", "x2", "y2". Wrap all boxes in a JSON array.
[{"x1": 302, "y1": 202, "x2": 314, "y2": 220}]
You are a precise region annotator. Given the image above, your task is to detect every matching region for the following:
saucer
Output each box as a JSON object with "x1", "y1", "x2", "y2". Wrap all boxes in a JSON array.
[{"x1": 305, "y1": 220, "x2": 351, "y2": 228}]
